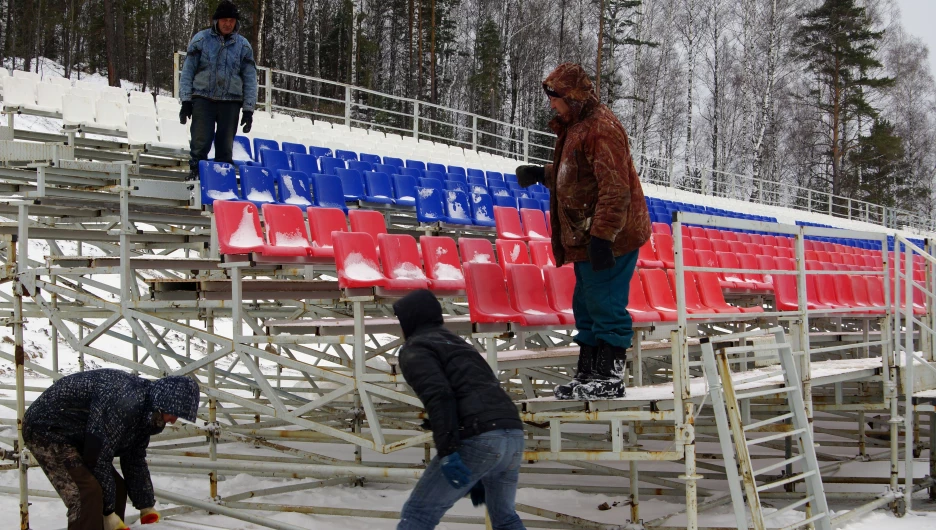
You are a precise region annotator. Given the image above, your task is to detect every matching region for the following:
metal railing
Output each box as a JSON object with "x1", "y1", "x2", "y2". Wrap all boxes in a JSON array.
[{"x1": 173, "y1": 53, "x2": 934, "y2": 235}]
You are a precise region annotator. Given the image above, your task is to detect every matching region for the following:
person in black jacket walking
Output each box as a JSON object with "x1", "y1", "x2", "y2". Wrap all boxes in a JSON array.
[
  {"x1": 23, "y1": 369, "x2": 200, "y2": 530},
  {"x1": 392, "y1": 289, "x2": 526, "y2": 530}
]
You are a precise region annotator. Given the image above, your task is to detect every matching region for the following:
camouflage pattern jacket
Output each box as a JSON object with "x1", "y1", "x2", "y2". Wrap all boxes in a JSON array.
[{"x1": 543, "y1": 63, "x2": 651, "y2": 265}]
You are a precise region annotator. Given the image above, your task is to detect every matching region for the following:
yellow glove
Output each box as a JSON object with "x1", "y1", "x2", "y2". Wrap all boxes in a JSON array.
[
  {"x1": 140, "y1": 507, "x2": 161, "y2": 524},
  {"x1": 103, "y1": 512, "x2": 129, "y2": 530}
]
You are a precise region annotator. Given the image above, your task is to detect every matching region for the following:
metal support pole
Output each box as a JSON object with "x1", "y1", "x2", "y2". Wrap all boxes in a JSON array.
[
  {"x1": 207, "y1": 315, "x2": 219, "y2": 501},
  {"x1": 930, "y1": 411, "x2": 936, "y2": 501},
  {"x1": 345, "y1": 86, "x2": 352, "y2": 128},
  {"x1": 523, "y1": 129, "x2": 529, "y2": 162},
  {"x1": 472, "y1": 116, "x2": 478, "y2": 152},
  {"x1": 173, "y1": 53, "x2": 180, "y2": 99},
  {"x1": 413, "y1": 101, "x2": 419, "y2": 140},
  {"x1": 629, "y1": 424, "x2": 639, "y2": 523},
  {"x1": 16, "y1": 203, "x2": 29, "y2": 530},
  {"x1": 265, "y1": 68, "x2": 273, "y2": 113},
  {"x1": 903, "y1": 246, "x2": 915, "y2": 511}
]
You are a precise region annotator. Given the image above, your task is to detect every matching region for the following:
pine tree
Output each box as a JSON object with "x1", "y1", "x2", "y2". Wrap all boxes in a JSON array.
[
  {"x1": 848, "y1": 119, "x2": 909, "y2": 209},
  {"x1": 792, "y1": 0, "x2": 894, "y2": 198}
]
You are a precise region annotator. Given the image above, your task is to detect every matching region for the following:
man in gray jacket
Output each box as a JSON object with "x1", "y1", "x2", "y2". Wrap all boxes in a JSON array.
[{"x1": 179, "y1": 1, "x2": 258, "y2": 180}]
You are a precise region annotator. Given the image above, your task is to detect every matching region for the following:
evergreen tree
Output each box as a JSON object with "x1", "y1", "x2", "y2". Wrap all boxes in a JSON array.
[
  {"x1": 848, "y1": 119, "x2": 910, "y2": 209},
  {"x1": 792, "y1": 0, "x2": 894, "y2": 198}
]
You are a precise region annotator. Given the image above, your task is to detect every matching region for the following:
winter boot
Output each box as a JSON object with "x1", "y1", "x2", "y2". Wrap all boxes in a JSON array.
[
  {"x1": 186, "y1": 167, "x2": 200, "y2": 181},
  {"x1": 554, "y1": 343, "x2": 596, "y2": 400},
  {"x1": 572, "y1": 341, "x2": 627, "y2": 400}
]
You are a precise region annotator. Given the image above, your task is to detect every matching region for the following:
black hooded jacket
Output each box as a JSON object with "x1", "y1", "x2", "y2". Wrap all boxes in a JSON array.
[
  {"x1": 23, "y1": 369, "x2": 200, "y2": 514},
  {"x1": 393, "y1": 290, "x2": 523, "y2": 456}
]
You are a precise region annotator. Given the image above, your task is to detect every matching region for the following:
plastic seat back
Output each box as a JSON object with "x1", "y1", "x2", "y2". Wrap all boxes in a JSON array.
[
  {"x1": 445, "y1": 189, "x2": 473, "y2": 225},
  {"x1": 405, "y1": 159, "x2": 426, "y2": 171},
  {"x1": 306, "y1": 207, "x2": 347, "y2": 257},
  {"x1": 378, "y1": 233, "x2": 430, "y2": 290},
  {"x1": 319, "y1": 156, "x2": 346, "y2": 175},
  {"x1": 652, "y1": 233, "x2": 675, "y2": 268},
  {"x1": 335, "y1": 168, "x2": 366, "y2": 200},
  {"x1": 641, "y1": 268, "x2": 678, "y2": 313},
  {"x1": 666, "y1": 269, "x2": 711, "y2": 314},
  {"x1": 529, "y1": 240, "x2": 557, "y2": 268},
  {"x1": 198, "y1": 161, "x2": 240, "y2": 206},
  {"x1": 496, "y1": 239, "x2": 531, "y2": 272},
  {"x1": 309, "y1": 174, "x2": 348, "y2": 211},
  {"x1": 506, "y1": 264, "x2": 563, "y2": 326},
  {"x1": 291, "y1": 153, "x2": 320, "y2": 176},
  {"x1": 520, "y1": 208, "x2": 549, "y2": 240},
  {"x1": 349, "y1": 210, "x2": 388, "y2": 245},
  {"x1": 627, "y1": 269, "x2": 664, "y2": 322},
  {"x1": 638, "y1": 239, "x2": 664, "y2": 268},
  {"x1": 362, "y1": 171, "x2": 395, "y2": 204},
  {"x1": 420, "y1": 235, "x2": 465, "y2": 291},
  {"x1": 415, "y1": 187, "x2": 447, "y2": 223},
  {"x1": 360, "y1": 153, "x2": 382, "y2": 165},
  {"x1": 470, "y1": 193, "x2": 496, "y2": 227},
  {"x1": 214, "y1": 200, "x2": 267, "y2": 255},
  {"x1": 544, "y1": 265, "x2": 575, "y2": 316},
  {"x1": 691, "y1": 237, "x2": 712, "y2": 252},
  {"x1": 445, "y1": 180, "x2": 470, "y2": 195},
  {"x1": 447, "y1": 165, "x2": 467, "y2": 176},
  {"x1": 391, "y1": 174, "x2": 419, "y2": 206},
  {"x1": 281, "y1": 142, "x2": 307, "y2": 156},
  {"x1": 335, "y1": 149, "x2": 358, "y2": 161},
  {"x1": 427, "y1": 162, "x2": 447, "y2": 174},
  {"x1": 652, "y1": 222, "x2": 672, "y2": 236},
  {"x1": 459, "y1": 237, "x2": 496, "y2": 265},
  {"x1": 463, "y1": 262, "x2": 521, "y2": 323},
  {"x1": 240, "y1": 166, "x2": 277, "y2": 205},
  {"x1": 332, "y1": 232, "x2": 387, "y2": 288},
  {"x1": 253, "y1": 138, "x2": 279, "y2": 157},
  {"x1": 694, "y1": 272, "x2": 744, "y2": 313},
  {"x1": 127, "y1": 114, "x2": 159, "y2": 145},
  {"x1": 276, "y1": 170, "x2": 313, "y2": 206},
  {"x1": 494, "y1": 206, "x2": 527, "y2": 241},
  {"x1": 260, "y1": 204, "x2": 312, "y2": 256}
]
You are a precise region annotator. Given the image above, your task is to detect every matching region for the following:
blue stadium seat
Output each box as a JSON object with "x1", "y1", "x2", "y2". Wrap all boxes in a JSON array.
[
  {"x1": 424, "y1": 170, "x2": 445, "y2": 182},
  {"x1": 392, "y1": 175, "x2": 418, "y2": 206},
  {"x1": 400, "y1": 167, "x2": 423, "y2": 179},
  {"x1": 488, "y1": 180, "x2": 508, "y2": 191},
  {"x1": 418, "y1": 177, "x2": 444, "y2": 192},
  {"x1": 310, "y1": 174, "x2": 348, "y2": 212},
  {"x1": 335, "y1": 149, "x2": 358, "y2": 161},
  {"x1": 447, "y1": 165, "x2": 466, "y2": 176},
  {"x1": 445, "y1": 189, "x2": 473, "y2": 225},
  {"x1": 541, "y1": 199, "x2": 550, "y2": 212},
  {"x1": 347, "y1": 160, "x2": 373, "y2": 173},
  {"x1": 291, "y1": 153, "x2": 320, "y2": 176},
  {"x1": 492, "y1": 194, "x2": 518, "y2": 209},
  {"x1": 445, "y1": 180, "x2": 470, "y2": 195},
  {"x1": 319, "y1": 157, "x2": 346, "y2": 175},
  {"x1": 486, "y1": 171, "x2": 504, "y2": 182},
  {"x1": 260, "y1": 148, "x2": 291, "y2": 172},
  {"x1": 406, "y1": 159, "x2": 426, "y2": 171},
  {"x1": 383, "y1": 156, "x2": 404, "y2": 168},
  {"x1": 533, "y1": 192, "x2": 550, "y2": 203},
  {"x1": 529, "y1": 184, "x2": 548, "y2": 194},
  {"x1": 426, "y1": 162, "x2": 447, "y2": 174},
  {"x1": 373, "y1": 163, "x2": 398, "y2": 175},
  {"x1": 511, "y1": 189, "x2": 531, "y2": 199},
  {"x1": 518, "y1": 197, "x2": 541, "y2": 210},
  {"x1": 445, "y1": 173, "x2": 468, "y2": 185},
  {"x1": 233, "y1": 136, "x2": 253, "y2": 161},
  {"x1": 310, "y1": 146, "x2": 333, "y2": 158},
  {"x1": 467, "y1": 176, "x2": 487, "y2": 187},
  {"x1": 335, "y1": 168, "x2": 366, "y2": 201},
  {"x1": 362, "y1": 171, "x2": 395, "y2": 204},
  {"x1": 360, "y1": 153, "x2": 382, "y2": 165},
  {"x1": 416, "y1": 187, "x2": 447, "y2": 223},
  {"x1": 506, "y1": 182, "x2": 521, "y2": 191},
  {"x1": 281, "y1": 142, "x2": 307, "y2": 156},
  {"x1": 240, "y1": 166, "x2": 277, "y2": 207},
  {"x1": 470, "y1": 184, "x2": 489, "y2": 196},
  {"x1": 253, "y1": 138, "x2": 279, "y2": 157},
  {"x1": 275, "y1": 170, "x2": 313, "y2": 206},
  {"x1": 471, "y1": 192, "x2": 496, "y2": 227},
  {"x1": 198, "y1": 161, "x2": 241, "y2": 207},
  {"x1": 504, "y1": 173, "x2": 518, "y2": 183},
  {"x1": 467, "y1": 168, "x2": 485, "y2": 180}
]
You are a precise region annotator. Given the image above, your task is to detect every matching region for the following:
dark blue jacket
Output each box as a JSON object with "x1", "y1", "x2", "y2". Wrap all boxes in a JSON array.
[
  {"x1": 23, "y1": 370, "x2": 200, "y2": 515},
  {"x1": 180, "y1": 21, "x2": 258, "y2": 111}
]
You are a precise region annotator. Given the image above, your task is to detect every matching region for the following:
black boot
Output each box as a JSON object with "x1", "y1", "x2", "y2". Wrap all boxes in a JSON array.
[
  {"x1": 572, "y1": 341, "x2": 627, "y2": 400},
  {"x1": 554, "y1": 343, "x2": 596, "y2": 400},
  {"x1": 186, "y1": 167, "x2": 200, "y2": 181}
]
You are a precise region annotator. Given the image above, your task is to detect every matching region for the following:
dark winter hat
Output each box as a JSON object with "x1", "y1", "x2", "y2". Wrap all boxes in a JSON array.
[
  {"x1": 543, "y1": 63, "x2": 596, "y2": 103},
  {"x1": 213, "y1": 0, "x2": 240, "y2": 20},
  {"x1": 393, "y1": 289, "x2": 444, "y2": 339},
  {"x1": 150, "y1": 375, "x2": 200, "y2": 422}
]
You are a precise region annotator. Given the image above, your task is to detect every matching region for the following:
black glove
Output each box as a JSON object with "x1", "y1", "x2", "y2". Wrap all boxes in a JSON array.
[
  {"x1": 179, "y1": 101, "x2": 193, "y2": 125},
  {"x1": 515, "y1": 165, "x2": 545, "y2": 188},
  {"x1": 469, "y1": 481, "x2": 486, "y2": 507},
  {"x1": 552, "y1": 240, "x2": 565, "y2": 267},
  {"x1": 588, "y1": 236, "x2": 616, "y2": 272},
  {"x1": 241, "y1": 111, "x2": 253, "y2": 134}
]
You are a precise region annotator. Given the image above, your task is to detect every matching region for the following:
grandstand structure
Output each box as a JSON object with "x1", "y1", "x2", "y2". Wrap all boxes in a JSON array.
[{"x1": 0, "y1": 59, "x2": 933, "y2": 530}]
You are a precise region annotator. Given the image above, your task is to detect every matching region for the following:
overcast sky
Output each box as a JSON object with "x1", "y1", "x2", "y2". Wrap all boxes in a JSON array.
[{"x1": 894, "y1": 0, "x2": 936, "y2": 76}]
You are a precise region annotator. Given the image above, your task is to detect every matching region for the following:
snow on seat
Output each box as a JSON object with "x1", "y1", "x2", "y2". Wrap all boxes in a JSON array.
[
  {"x1": 445, "y1": 189, "x2": 473, "y2": 225},
  {"x1": 260, "y1": 148, "x2": 291, "y2": 172},
  {"x1": 260, "y1": 204, "x2": 314, "y2": 257},
  {"x1": 199, "y1": 161, "x2": 241, "y2": 206},
  {"x1": 459, "y1": 237, "x2": 496, "y2": 266},
  {"x1": 419, "y1": 235, "x2": 465, "y2": 293},
  {"x1": 377, "y1": 233, "x2": 430, "y2": 291},
  {"x1": 240, "y1": 166, "x2": 277, "y2": 207},
  {"x1": 154, "y1": 118, "x2": 190, "y2": 149},
  {"x1": 519, "y1": 208, "x2": 550, "y2": 241},
  {"x1": 392, "y1": 175, "x2": 419, "y2": 206},
  {"x1": 348, "y1": 210, "x2": 388, "y2": 248},
  {"x1": 506, "y1": 263, "x2": 563, "y2": 326},
  {"x1": 2, "y1": 77, "x2": 36, "y2": 109},
  {"x1": 332, "y1": 231, "x2": 388, "y2": 289},
  {"x1": 127, "y1": 114, "x2": 159, "y2": 145},
  {"x1": 496, "y1": 239, "x2": 530, "y2": 273},
  {"x1": 128, "y1": 102, "x2": 157, "y2": 118},
  {"x1": 307, "y1": 207, "x2": 347, "y2": 259},
  {"x1": 529, "y1": 240, "x2": 557, "y2": 268},
  {"x1": 543, "y1": 265, "x2": 575, "y2": 324},
  {"x1": 493, "y1": 205, "x2": 527, "y2": 241},
  {"x1": 31, "y1": 82, "x2": 66, "y2": 113},
  {"x1": 463, "y1": 262, "x2": 524, "y2": 325},
  {"x1": 470, "y1": 192, "x2": 496, "y2": 227},
  {"x1": 92, "y1": 99, "x2": 127, "y2": 131},
  {"x1": 214, "y1": 200, "x2": 272, "y2": 256},
  {"x1": 275, "y1": 170, "x2": 313, "y2": 206},
  {"x1": 415, "y1": 186, "x2": 447, "y2": 223},
  {"x1": 129, "y1": 91, "x2": 154, "y2": 107},
  {"x1": 362, "y1": 171, "x2": 395, "y2": 205}
]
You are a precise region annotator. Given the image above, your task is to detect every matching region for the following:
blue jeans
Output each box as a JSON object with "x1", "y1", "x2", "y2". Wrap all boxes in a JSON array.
[
  {"x1": 572, "y1": 248, "x2": 639, "y2": 349},
  {"x1": 398, "y1": 429, "x2": 526, "y2": 530}
]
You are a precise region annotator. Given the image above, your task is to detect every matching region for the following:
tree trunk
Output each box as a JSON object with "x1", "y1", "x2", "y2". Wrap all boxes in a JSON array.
[
  {"x1": 595, "y1": 0, "x2": 604, "y2": 101},
  {"x1": 430, "y1": 0, "x2": 436, "y2": 104},
  {"x1": 417, "y1": 0, "x2": 423, "y2": 99},
  {"x1": 103, "y1": 0, "x2": 118, "y2": 86},
  {"x1": 256, "y1": 0, "x2": 267, "y2": 66},
  {"x1": 558, "y1": 0, "x2": 566, "y2": 63},
  {"x1": 407, "y1": 0, "x2": 414, "y2": 97}
]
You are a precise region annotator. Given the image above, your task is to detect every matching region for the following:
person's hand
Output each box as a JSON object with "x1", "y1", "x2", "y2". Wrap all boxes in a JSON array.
[
  {"x1": 588, "y1": 236, "x2": 616, "y2": 271},
  {"x1": 140, "y1": 507, "x2": 161, "y2": 524},
  {"x1": 179, "y1": 101, "x2": 193, "y2": 125},
  {"x1": 103, "y1": 513, "x2": 129, "y2": 530},
  {"x1": 469, "y1": 481, "x2": 486, "y2": 507},
  {"x1": 515, "y1": 165, "x2": 545, "y2": 188},
  {"x1": 241, "y1": 111, "x2": 254, "y2": 134},
  {"x1": 440, "y1": 452, "x2": 472, "y2": 489}
]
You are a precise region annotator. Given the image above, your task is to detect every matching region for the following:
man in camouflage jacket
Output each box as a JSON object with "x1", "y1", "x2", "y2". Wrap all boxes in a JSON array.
[
  {"x1": 23, "y1": 369, "x2": 200, "y2": 530},
  {"x1": 516, "y1": 63, "x2": 651, "y2": 400}
]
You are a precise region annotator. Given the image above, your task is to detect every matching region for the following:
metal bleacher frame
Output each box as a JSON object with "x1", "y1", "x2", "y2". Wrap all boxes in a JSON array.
[{"x1": 0, "y1": 64, "x2": 933, "y2": 530}]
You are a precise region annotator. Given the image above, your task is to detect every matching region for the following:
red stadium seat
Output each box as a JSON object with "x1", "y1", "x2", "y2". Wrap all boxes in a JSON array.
[
  {"x1": 496, "y1": 239, "x2": 531, "y2": 272},
  {"x1": 652, "y1": 222, "x2": 672, "y2": 236},
  {"x1": 260, "y1": 204, "x2": 314, "y2": 257},
  {"x1": 377, "y1": 233, "x2": 430, "y2": 291},
  {"x1": 520, "y1": 208, "x2": 550, "y2": 241},
  {"x1": 728, "y1": 241, "x2": 747, "y2": 254},
  {"x1": 705, "y1": 228, "x2": 723, "y2": 240},
  {"x1": 749, "y1": 234, "x2": 764, "y2": 245},
  {"x1": 506, "y1": 264, "x2": 564, "y2": 326},
  {"x1": 349, "y1": 209, "x2": 388, "y2": 248},
  {"x1": 332, "y1": 232, "x2": 388, "y2": 289},
  {"x1": 738, "y1": 253, "x2": 772, "y2": 291},
  {"x1": 459, "y1": 237, "x2": 497, "y2": 265},
  {"x1": 637, "y1": 238, "x2": 665, "y2": 268},
  {"x1": 629, "y1": 272, "x2": 667, "y2": 322},
  {"x1": 666, "y1": 269, "x2": 713, "y2": 315},
  {"x1": 735, "y1": 233, "x2": 751, "y2": 244},
  {"x1": 641, "y1": 269, "x2": 679, "y2": 316},
  {"x1": 544, "y1": 265, "x2": 576, "y2": 324},
  {"x1": 721, "y1": 231, "x2": 738, "y2": 242},
  {"x1": 420, "y1": 235, "x2": 466, "y2": 292},
  {"x1": 529, "y1": 240, "x2": 558, "y2": 268},
  {"x1": 493, "y1": 206, "x2": 528, "y2": 241},
  {"x1": 694, "y1": 272, "x2": 748, "y2": 313},
  {"x1": 214, "y1": 200, "x2": 271, "y2": 256},
  {"x1": 307, "y1": 207, "x2": 347, "y2": 258},
  {"x1": 692, "y1": 237, "x2": 712, "y2": 252},
  {"x1": 696, "y1": 249, "x2": 735, "y2": 289},
  {"x1": 463, "y1": 262, "x2": 523, "y2": 324},
  {"x1": 653, "y1": 233, "x2": 676, "y2": 269},
  {"x1": 688, "y1": 226, "x2": 706, "y2": 239}
]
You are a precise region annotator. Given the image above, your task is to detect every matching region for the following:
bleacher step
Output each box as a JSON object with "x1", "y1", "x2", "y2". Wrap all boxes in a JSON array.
[{"x1": 0, "y1": 140, "x2": 74, "y2": 163}]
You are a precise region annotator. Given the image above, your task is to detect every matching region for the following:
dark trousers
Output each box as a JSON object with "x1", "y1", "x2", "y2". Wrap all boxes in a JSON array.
[
  {"x1": 189, "y1": 97, "x2": 242, "y2": 169},
  {"x1": 572, "y1": 248, "x2": 640, "y2": 350},
  {"x1": 26, "y1": 438, "x2": 126, "y2": 530}
]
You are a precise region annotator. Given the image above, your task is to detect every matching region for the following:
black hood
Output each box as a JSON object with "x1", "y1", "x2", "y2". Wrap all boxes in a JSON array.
[
  {"x1": 393, "y1": 289, "x2": 444, "y2": 339},
  {"x1": 149, "y1": 375, "x2": 200, "y2": 422}
]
